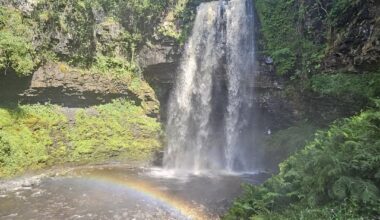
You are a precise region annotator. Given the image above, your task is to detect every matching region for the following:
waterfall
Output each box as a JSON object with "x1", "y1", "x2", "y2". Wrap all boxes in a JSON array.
[
  {"x1": 164, "y1": 0, "x2": 257, "y2": 174},
  {"x1": 225, "y1": 0, "x2": 256, "y2": 171}
]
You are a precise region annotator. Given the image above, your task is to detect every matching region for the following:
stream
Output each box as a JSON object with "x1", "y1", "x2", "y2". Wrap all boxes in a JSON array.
[{"x1": 0, "y1": 165, "x2": 269, "y2": 220}]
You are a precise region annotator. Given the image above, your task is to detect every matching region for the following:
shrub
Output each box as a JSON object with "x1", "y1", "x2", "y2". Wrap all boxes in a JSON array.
[
  {"x1": 226, "y1": 108, "x2": 380, "y2": 219},
  {"x1": 0, "y1": 7, "x2": 37, "y2": 76}
]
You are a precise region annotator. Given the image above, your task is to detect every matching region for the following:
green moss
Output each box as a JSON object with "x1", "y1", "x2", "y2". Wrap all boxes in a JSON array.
[
  {"x1": 0, "y1": 100, "x2": 161, "y2": 178},
  {"x1": 0, "y1": 104, "x2": 68, "y2": 177},
  {"x1": 69, "y1": 100, "x2": 161, "y2": 162}
]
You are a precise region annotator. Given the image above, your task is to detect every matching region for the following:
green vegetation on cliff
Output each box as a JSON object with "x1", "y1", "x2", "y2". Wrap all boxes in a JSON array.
[
  {"x1": 31, "y1": 0, "x2": 168, "y2": 66},
  {"x1": 0, "y1": 7, "x2": 37, "y2": 75},
  {"x1": 226, "y1": 107, "x2": 380, "y2": 219},
  {"x1": 70, "y1": 100, "x2": 161, "y2": 163},
  {"x1": 311, "y1": 72, "x2": 380, "y2": 105},
  {"x1": 0, "y1": 0, "x2": 169, "y2": 76},
  {"x1": 0, "y1": 100, "x2": 161, "y2": 178},
  {"x1": 254, "y1": 0, "x2": 325, "y2": 76},
  {"x1": 0, "y1": 104, "x2": 67, "y2": 177},
  {"x1": 157, "y1": 0, "x2": 211, "y2": 44},
  {"x1": 254, "y1": 0, "x2": 363, "y2": 77}
]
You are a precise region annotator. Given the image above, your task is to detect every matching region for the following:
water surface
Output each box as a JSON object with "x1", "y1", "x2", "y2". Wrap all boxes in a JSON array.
[{"x1": 0, "y1": 165, "x2": 269, "y2": 219}]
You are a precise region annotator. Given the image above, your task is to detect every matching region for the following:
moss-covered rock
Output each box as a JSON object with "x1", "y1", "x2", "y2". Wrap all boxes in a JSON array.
[{"x1": 0, "y1": 100, "x2": 162, "y2": 178}]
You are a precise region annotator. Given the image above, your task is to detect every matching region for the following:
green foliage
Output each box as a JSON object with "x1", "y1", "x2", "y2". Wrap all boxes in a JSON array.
[
  {"x1": 0, "y1": 0, "x2": 195, "y2": 79},
  {"x1": 156, "y1": 0, "x2": 190, "y2": 42},
  {"x1": 271, "y1": 48, "x2": 297, "y2": 76},
  {"x1": 0, "y1": 104, "x2": 68, "y2": 177},
  {"x1": 254, "y1": 0, "x2": 365, "y2": 77},
  {"x1": 0, "y1": 100, "x2": 161, "y2": 178},
  {"x1": 91, "y1": 55, "x2": 139, "y2": 79},
  {"x1": 226, "y1": 109, "x2": 380, "y2": 219},
  {"x1": 157, "y1": 22, "x2": 182, "y2": 41},
  {"x1": 157, "y1": 0, "x2": 212, "y2": 44},
  {"x1": 91, "y1": 0, "x2": 167, "y2": 58},
  {"x1": 311, "y1": 73, "x2": 380, "y2": 102},
  {"x1": 254, "y1": 0, "x2": 299, "y2": 75},
  {"x1": 117, "y1": 0, "x2": 167, "y2": 33},
  {"x1": 0, "y1": 7, "x2": 37, "y2": 75},
  {"x1": 328, "y1": 0, "x2": 359, "y2": 25},
  {"x1": 88, "y1": 56, "x2": 154, "y2": 99},
  {"x1": 243, "y1": 201, "x2": 363, "y2": 220},
  {"x1": 23, "y1": 0, "x2": 167, "y2": 68},
  {"x1": 254, "y1": 0, "x2": 324, "y2": 76},
  {"x1": 32, "y1": 0, "x2": 98, "y2": 66}
]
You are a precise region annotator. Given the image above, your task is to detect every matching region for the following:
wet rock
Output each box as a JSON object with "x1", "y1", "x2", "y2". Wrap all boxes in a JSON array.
[
  {"x1": 0, "y1": 62, "x2": 159, "y2": 117},
  {"x1": 152, "y1": 150, "x2": 164, "y2": 166},
  {"x1": 138, "y1": 43, "x2": 180, "y2": 69},
  {"x1": 264, "y1": 56, "x2": 273, "y2": 65},
  {"x1": 139, "y1": 42, "x2": 181, "y2": 121}
]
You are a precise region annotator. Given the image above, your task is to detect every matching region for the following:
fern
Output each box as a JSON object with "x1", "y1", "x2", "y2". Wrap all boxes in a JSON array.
[{"x1": 226, "y1": 109, "x2": 380, "y2": 219}]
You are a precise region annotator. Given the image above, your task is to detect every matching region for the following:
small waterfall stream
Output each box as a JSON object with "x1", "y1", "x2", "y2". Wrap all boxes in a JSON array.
[{"x1": 164, "y1": 0, "x2": 258, "y2": 174}]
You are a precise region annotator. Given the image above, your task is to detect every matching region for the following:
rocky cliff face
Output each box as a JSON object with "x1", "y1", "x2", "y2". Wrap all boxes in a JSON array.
[
  {"x1": 0, "y1": 63, "x2": 159, "y2": 117},
  {"x1": 139, "y1": 42, "x2": 181, "y2": 122},
  {"x1": 0, "y1": 0, "x2": 165, "y2": 118},
  {"x1": 252, "y1": 0, "x2": 380, "y2": 127},
  {"x1": 302, "y1": 0, "x2": 380, "y2": 72},
  {"x1": 0, "y1": 0, "x2": 164, "y2": 64}
]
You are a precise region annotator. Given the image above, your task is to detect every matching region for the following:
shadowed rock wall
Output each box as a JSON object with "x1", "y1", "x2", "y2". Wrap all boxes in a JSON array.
[{"x1": 0, "y1": 63, "x2": 159, "y2": 117}]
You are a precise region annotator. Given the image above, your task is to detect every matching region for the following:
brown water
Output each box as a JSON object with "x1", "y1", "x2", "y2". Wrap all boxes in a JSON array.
[{"x1": 0, "y1": 165, "x2": 269, "y2": 220}]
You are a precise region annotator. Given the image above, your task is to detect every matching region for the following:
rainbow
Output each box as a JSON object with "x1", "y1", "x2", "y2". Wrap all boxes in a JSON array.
[{"x1": 81, "y1": 171, "x2": 210, "y2": 220}]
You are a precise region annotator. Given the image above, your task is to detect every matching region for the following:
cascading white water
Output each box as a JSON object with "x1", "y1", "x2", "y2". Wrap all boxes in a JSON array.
[
  {"x1": 225, "y1": 0, "x2": 256, "y2": 171},
  {"x1": 164, "y1": 0, "x2": 257, "y2": 174}
]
